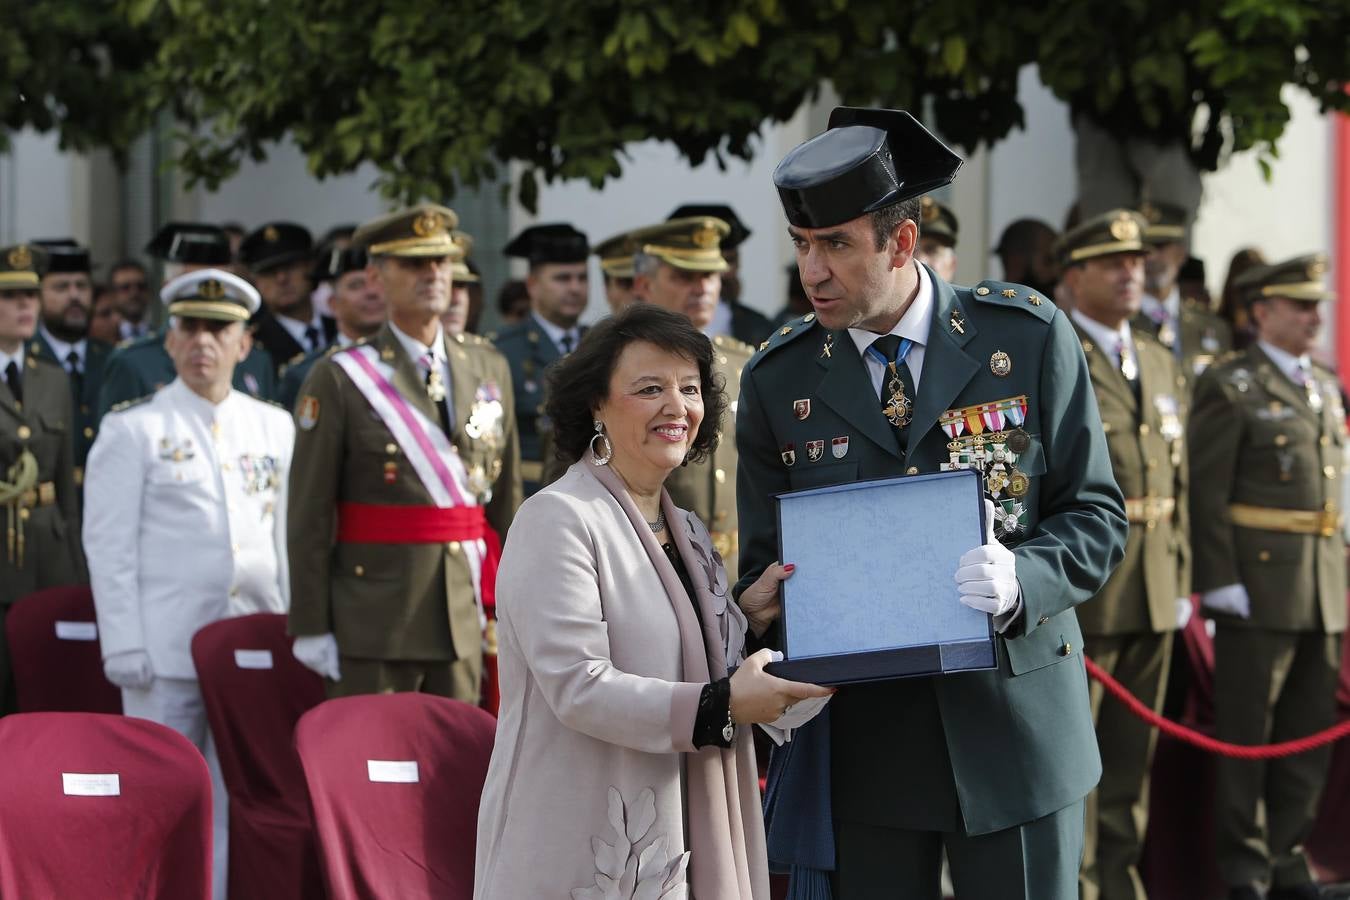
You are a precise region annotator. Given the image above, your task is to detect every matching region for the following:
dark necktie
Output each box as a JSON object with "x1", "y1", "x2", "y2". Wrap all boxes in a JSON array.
[
  {"x1": 560, "y1": 332, "x2": 574, "y2": 355},
  {"x1": 867, "y1": 334, "x2": 917, "y2": 452},
  {"x1": 4, "y1": 361, "x2": 21, "y2": 405},
  {"x1": 420, "y1": 352, "x2": 452, "y2": 436},
  {"x1": 304, "y1": 324, "x2": 322, "y2": 352},
  {"x1": 65, "y1": 349, "x2": 83, "y2": 397}
]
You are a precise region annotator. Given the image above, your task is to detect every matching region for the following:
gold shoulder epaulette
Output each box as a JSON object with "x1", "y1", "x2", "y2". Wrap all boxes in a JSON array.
[{"x1": 109, "y1": 394, "x2": 154, "y2": 413}]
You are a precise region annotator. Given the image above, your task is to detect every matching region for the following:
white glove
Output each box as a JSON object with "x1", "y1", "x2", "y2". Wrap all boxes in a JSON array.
[
  {"x1": 955, "y1": 499, "x2": 1021, "y2": 617},
  {"x1": 103, "y1": 650, "x2": 153, "y2": 690},
  {"x1": 1200, "y1": 584, "x2": 1250, "y2": 619},
  {"x1": 292, "y1": 634, "x2": 342, "y2": 681},
  {"x1": 1175, "y1": 597, "x2": 1194, "y2": 630},
  {"x1": 756, "y1": 651, "x2": 832, "y2": 747}
]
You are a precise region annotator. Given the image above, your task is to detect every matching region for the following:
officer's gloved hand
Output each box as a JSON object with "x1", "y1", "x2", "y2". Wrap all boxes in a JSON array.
[
  {"x1": 103, "y1": 650, "x2": 153, "y2": 690},
  {"x1": 1200, "y1": 584, "x2": 1250, "y2": 619},
  {"x1": 293, "y1": 634, "x2": 341, "y2": 681},
  {"x1": 955, "y1": 499, "x2": 1020, "y2": 618},
  {"x1": 1175, "y1": 597, "x2": 1194, "y2": 630}
]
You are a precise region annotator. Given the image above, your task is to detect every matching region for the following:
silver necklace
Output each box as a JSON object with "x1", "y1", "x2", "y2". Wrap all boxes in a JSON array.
[{"x1": 647, "y1": 508, "x2": 666, "y2": 533}]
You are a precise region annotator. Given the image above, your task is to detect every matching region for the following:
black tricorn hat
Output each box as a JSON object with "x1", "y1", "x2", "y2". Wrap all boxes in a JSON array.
[
  {"x1": 144, "y1": 222, "x2": 233, "y2": 265},
  {"x1": 774, "y1": 108, "x2": 964, "y2": 229},
  {"x1": 30, "y1": 239, "x2": 91, "y2": 274},
  {"x1": 503, "y1": 223, "x2": 589, "y2": 265},
  {"x1": 240, "y1": 222, "x2": 314, "y2": 273},
  {"x1": 667, "y1": 204, "x2": 751, "y2": 249}
]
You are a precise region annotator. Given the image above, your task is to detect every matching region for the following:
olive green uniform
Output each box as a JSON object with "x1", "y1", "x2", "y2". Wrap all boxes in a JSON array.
[
  {"x1": 287, "y1": 325, "x2": 522, "y2": 700},
  {"x1": 28, "y1": 334, "x2": 110, "y2": 481},
  {"x1": 1189, "y1": 344, "x2": 1346, "y2": 893},
  {"x1": 737, "y1": 274, "x2": 1127, "y2": 897},
  {"x1": 1074, "y1": 324, "x2": 1189, "y2": 900},
  {"x1": 1132, "y1": 299, "x2": 1232, "y2": 392},
  {"x1": 1, "y1": 353, "x2": 85, "y2": 712}
]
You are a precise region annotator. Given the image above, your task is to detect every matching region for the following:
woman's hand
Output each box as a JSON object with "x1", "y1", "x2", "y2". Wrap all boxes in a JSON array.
[
  {"x1": 729, "y1": 648, "x2": 834, "y2": 725},
  {"x1": 738, "y1": 562, "x2": 793, "y2": 637}
]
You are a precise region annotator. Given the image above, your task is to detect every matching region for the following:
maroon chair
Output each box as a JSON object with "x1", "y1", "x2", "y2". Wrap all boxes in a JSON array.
[
  {"x1": 295, "y1": 693, "x2": 496, "y2": 900},
  {"x1": 6, "y1": 585, "x2": 121, "y2": 713},
  {"x1": 0, "y1": 712, "x2": 211, "y2": 899},
  {"x1": 191, "y1": 614, "x2": 327, "y2": 900}
]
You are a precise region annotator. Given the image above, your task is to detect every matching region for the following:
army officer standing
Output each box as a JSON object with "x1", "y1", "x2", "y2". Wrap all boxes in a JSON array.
[
  {"x1": 1189, "y1": 255, "x2": 1345, "y2": 900},
  {"x1": 1058, "y1": 210, "x2": 1189, "y2": 900},
  {"x1": 288, "y1": 205, "x2": 521, "y2": 701}
]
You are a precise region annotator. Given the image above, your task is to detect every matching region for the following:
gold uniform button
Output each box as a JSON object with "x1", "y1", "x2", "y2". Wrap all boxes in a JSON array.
[
  {"x1": 1325, "y1": 465, "x2": 1337, "y2": 479},
  {"x1": 16, "y1": 426, "x2": 31, "y2": 440},
  {"x1": 1101, "y1": 422, "x2": 1112, "y2": 433},
  {"x1": 83, "y1": 427, "x2": 94, "y2": 439},
  {"x1": 1320, "y1": 435, "x2": 1331, "y2": 446},
  {"x1": 714, "y1": 468, "x2": 726, "y2": 484},
  {"x1": 222, "y1": 462, "x2": 232, "y2": 472},
  {"x1": 1060, "y1": 642, "x2": 1073, "y2": 656},
  {"x1": 1258, "y1": 550, "x2": 1271, "y2": 562},
  {"x1": 1274, "y1": 434, "x2": 1288, "y2": 447},
  {"x1": 906, "y1": 466, "x2": 919, "y2": 475},
  {"x1": 354, "y1": 565, "x2": 365, "y2": 576},
  {"x1": 385, "y1": 443, "x2": 398, "y2": 455},
  {"x1": 1138, "y1": 423, "x2": 1151, "y2": 436},
  {"x1": 447, "y1": 541, "x2": 461, "y2": 552},
  {"x1": 18, "y1": 508, "x2": 30, "y2": 521}
]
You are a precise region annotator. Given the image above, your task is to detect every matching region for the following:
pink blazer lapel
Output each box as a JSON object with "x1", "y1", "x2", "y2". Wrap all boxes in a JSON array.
[{"x1": 582, "y1": 453, "x2": 711, "y2": 683}]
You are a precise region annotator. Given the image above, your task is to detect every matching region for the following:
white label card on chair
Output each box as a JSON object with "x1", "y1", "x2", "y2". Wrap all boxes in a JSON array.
[
  {"x1": 233, "y1": 649, "x2": 274, "y2": 670},
  {"x1": 54, "y1": 621, "x2": 98, "y2": 641},
  {"x1": 62, "y1": 773, "x2": 120, "y2": 796},
  {"x1": 367, "y1": 760, "x2": 419, "y2": 784}
]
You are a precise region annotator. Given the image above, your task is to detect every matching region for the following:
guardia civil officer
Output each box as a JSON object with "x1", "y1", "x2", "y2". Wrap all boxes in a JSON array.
[
  {"x1": 736, "y1": 108, "x2": 1126, "y2": 898},
  {"x1": 492, "y1": 223, "x2": 589, "y2": 493},
  {"x1": 0, "y1": 244, "x2": 85, "y2": 714},
  {"x1": 287, "y1": 205, "x2": 522, "y2": 701},
  {"x1": 98, "y1": 222, "x2": 277, "y2": 417},
  {"x1": 913, "y1": 196, "x2": 959, "y2": 283},
  {"x1": 1058, "y1": 210, "x2": 1190, "y2": 900},
  {"x1": 1189, "y1": 255, "x2": 1345, "y2": 900},
  {"x1": 84, "y1": 268, "x2": 294, "y2": 899},
  {"x1": 240, "y1": 222, "x2": 337, "y2": 374}
]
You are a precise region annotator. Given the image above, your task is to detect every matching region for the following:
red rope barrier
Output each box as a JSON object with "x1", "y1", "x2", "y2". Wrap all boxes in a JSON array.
[{"x1": 1084, "y1": 656, "x2": 1350, "y2": 760}]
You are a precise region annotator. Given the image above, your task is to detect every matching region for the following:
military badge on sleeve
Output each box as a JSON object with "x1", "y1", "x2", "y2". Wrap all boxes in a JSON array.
[{"x1": 297, "y1": 396, "x2": 320, "y2": 431}]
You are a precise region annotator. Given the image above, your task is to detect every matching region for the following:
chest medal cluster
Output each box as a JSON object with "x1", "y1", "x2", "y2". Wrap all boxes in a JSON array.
[{"x1": 938, "y1": 395, "x2": 1032, "y2": 539}]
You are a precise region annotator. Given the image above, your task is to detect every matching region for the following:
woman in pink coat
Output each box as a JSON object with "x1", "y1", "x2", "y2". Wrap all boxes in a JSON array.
[{"x1": 475, "y1": 305, "x2": 830, "y2": 899}]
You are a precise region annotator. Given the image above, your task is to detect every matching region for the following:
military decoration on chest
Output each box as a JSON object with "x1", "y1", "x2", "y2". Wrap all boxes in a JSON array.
[
  {"x1": 464, "y1": 381, "x2": 505, "y2": 448},
  {"x1": 939, "y1": 395, "x2": 1031, "y2": 539},
  {"x1": 159, "y1": 436, "x2": 196, "y2": 463}
]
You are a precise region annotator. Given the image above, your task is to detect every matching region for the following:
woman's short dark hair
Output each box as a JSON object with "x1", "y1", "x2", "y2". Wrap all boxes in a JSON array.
[{"x1": 545, "y1": 304, "x2": 729, "y2": 466}]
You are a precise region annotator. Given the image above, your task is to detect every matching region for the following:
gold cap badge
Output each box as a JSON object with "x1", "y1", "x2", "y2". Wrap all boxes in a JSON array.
[
  {"x1": 692, "y1": 222, "x2": 720, "y2": 250},
  {"x1": 921, "y1": 196, "x2": 940, "y2": 223},
  {"x1": 198, "y1": 278, "x2": 225, "y2": 300},
  {"x1": 413, "y1": 210, "x2": 447, "y2": 238},
  {"x1": 263, "y1": 225, "x2": 280, "y2": 243},
  {"x1": 1109, "y1": 213, "x2": 1140, "y2": 242},
  {"x1": 7, "y1": 245, "x2": 32, "y2": 270}
]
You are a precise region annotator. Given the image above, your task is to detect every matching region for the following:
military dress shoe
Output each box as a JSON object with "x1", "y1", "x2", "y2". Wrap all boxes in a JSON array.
[
  {"x1": 1228, "y1": 888, "x2": 1267, "y2": 900},
  {"x1": 1270, "y1": 885, "x2": 1324, "y2": 900}
]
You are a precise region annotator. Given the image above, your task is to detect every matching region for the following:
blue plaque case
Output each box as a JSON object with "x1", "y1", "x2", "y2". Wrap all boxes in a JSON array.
[{"x1": 764, "y1": 468, "x2": 997, "y2": 685}]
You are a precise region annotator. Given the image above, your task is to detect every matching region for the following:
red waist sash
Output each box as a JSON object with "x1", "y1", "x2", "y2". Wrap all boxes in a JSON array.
[{"x1": 337, "y1": 502, "x2": 489, "y2": 544}]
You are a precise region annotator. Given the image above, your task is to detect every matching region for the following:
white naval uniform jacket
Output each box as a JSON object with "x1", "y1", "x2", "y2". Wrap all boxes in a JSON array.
[{"x1": 84, "y1": 379, "x2": 295, "y2": 679}]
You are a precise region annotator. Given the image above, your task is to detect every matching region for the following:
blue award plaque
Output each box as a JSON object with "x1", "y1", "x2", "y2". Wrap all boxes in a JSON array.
[{"x1": 764, "y1": 468, "x2": 996, "y2": 685}]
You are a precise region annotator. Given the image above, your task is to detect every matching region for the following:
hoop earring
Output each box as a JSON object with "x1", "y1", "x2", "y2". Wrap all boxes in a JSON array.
[{"x1": 589, "y1": 420, "x2": 613, "y2": 466}]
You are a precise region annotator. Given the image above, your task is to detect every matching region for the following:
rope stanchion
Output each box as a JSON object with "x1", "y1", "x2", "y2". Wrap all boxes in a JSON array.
[{"x1": 1084, "y1": 655, "x2": 1350, "y2": 760}]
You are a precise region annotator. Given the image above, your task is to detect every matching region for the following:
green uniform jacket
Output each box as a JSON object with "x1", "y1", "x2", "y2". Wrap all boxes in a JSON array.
[
  {"x1": 1074, "y1": 325, "x2": 1190, "y2": 635},
  {"x1": 729, "y1": 301, "x2": 775, "y2": 347},
  {"x1": 1, "y1": 354, "x2": 84, "y2": 605},
  {"x1": 490, "y1": 317, "x2": 570, "y2": 490},
  {"x1": 1132, "y1": 299, "x2": 1232, "y2": 392},
  {"x1": 276, "y1": 345, "x2": 334, "y2": 411},
  {"x1": 287, "y1": 324, "x2": 523, "y2": 668},
  {"x1": 28, "y1": 335, "x2": 110, "y2": 473},
  {"x1": 1188, "y1": 345, "x2": 1347, "y2": 633},
  {"x1": 96, "y1": 329, "x2": 276, "y2": 420},
  {"x1": 736, "y1": 269, "x2": 1126, "y2": 835}
]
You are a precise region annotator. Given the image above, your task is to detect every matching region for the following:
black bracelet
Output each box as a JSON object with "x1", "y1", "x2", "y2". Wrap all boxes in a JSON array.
[{"x1": 692, "y1": 677, "x2": 734, "y2": 748}]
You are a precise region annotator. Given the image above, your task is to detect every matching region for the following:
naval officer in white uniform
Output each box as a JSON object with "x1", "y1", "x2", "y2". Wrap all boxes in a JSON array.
[{"x1": 83, "y1": 268, "x2": 294, "y2": 899}]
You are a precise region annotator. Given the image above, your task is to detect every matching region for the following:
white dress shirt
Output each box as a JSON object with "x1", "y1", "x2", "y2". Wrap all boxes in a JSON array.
[
  {"x1": 1139, "y1": 287, "x2": 1180, "y2": 328},
  {"x1": 531, "y1": 311, "x2": 580, "y2": 356},
  {"x1": 83, "y1": 379, "x2": 295, "y2": 678},
  {"x1": 704, "y1": 301, "x2": 734, "y2": 339},
  {"x1": 389, "y1": 320, "x2": 455, "y2": 423},
  {"x1": 847, "y1": 261, "x2": 935, "y2": 397},
  {"x1": 1070, "y1": 309, "x2": 1136, "y2": 372},
  {"x1": 1256, "y1": 340, "x2": 1314, "y2": 386},
  {"x1": 0, "y1": 346, "x2": 22, "y2": 379},
  {"x1": 275, "y1": 312, "x2": 328, "y2": 353}
]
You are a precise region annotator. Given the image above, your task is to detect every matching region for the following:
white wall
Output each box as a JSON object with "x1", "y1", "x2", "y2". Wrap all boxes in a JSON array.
[{"x1": 0, "y1": 130, "x2": 82, "y2": 245}]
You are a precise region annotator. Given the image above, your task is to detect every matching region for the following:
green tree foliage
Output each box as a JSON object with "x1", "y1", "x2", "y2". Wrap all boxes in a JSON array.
[
  {"x1": 0, "y1": 1, "x2": 158, "y2": 157},
  {"x1": 5, "y1": 0, "x2": 1346, "y2": 207}
]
